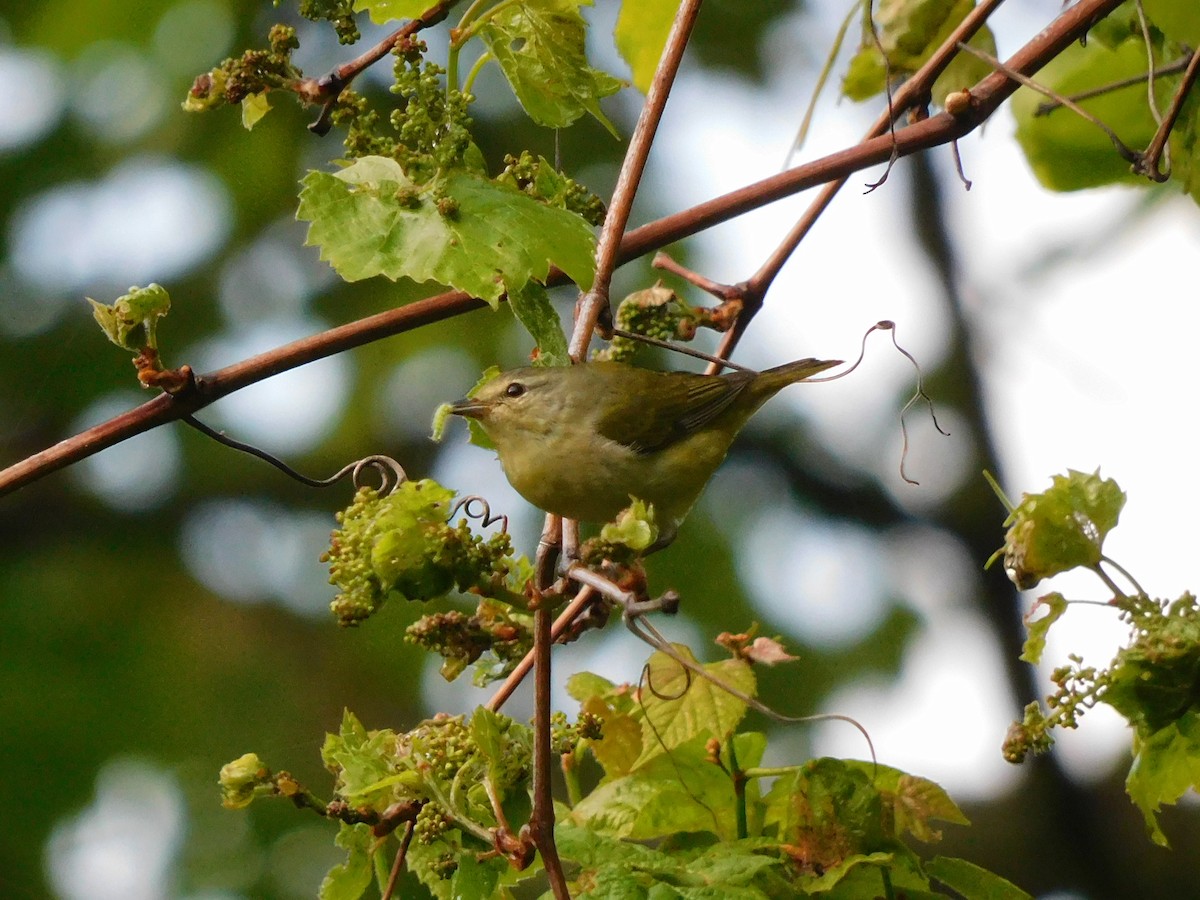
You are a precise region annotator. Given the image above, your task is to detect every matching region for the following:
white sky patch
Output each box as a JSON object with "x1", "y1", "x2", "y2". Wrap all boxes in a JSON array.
[
  {"x1": 70, "y1": 42, "x2": 168, "y2": 143},
  {"x1": 739, "y1": 507, "x2": 890, "y2": 647}
]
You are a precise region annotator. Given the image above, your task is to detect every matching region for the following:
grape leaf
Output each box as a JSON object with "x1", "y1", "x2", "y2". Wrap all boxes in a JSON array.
[
  {"x1": 1103, "y1": 594, "x2": 1200, "y2": 735},
  {"x1": 88, "y1": 283, "x2": 171, "y2": 351},
  {"x1": 635, "y1": 645, "x2": 755, "y2": 767},
  {"x1": 240, "y1": 91, "x2": 271, "y2": 129},
  {"x1": 351, "y1": 0, "x2": 430, "y2": 24},
  {"x1": 318, "y1": 823, "x2": 374, "y2": 900},
  {"x1": 615, "y1": 0, "x2": 680, "y2": 93},
  {"x1": 999, "y1": 469, "x2": 1125, "y2": 590},
  {"x1": 479, "y1": 0, "x2": 622, "y2": 135},
  {"x1": 1020, "y1": 592, "x2": 1068, "y2": 664},
  {"x1": 321, "y1": 710, "x2": 399, "y2": 805},
  {"x1": 1142, "y1": 0, "x2": 1200, "y2": 45},
  {"x1": 1124, "y1": 710, "x2": 1200, "y2": 847},
  {"x1": 298, "y1": 156, "x2": 597, "y2": 304},
  {"x1": 570, "y1": 733, "x2": 763, "y2": 841},
  {"x1": 839, "y1": 761, "x2": 970, "y2": 842}
]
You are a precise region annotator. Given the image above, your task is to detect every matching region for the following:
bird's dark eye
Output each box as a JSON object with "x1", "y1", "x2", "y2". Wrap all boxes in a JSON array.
[{"x1": 505, "y1": 381, "x2": 526, "y2": 398}]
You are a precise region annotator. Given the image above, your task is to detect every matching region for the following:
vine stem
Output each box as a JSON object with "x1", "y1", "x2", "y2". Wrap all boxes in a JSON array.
[
  {"x1": 569, "y1": 0, "x2": 705, "y2": 361},
  {"x1": 527, "y1": 516, "x2": 568, "y2": 899},
  {"x1": 486, "y1": 586, "x2": 597, "y2": 712},
  {"x1": 0, "y1": 0, "x2": 1128, "y2": 500},
  {"x1": 1137, "y1": 44, "x2": 1200, "y2": 181}
]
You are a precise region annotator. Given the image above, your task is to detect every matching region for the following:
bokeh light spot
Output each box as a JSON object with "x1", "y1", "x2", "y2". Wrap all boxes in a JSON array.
[
  {"x1": 9, "y1": 156, "x2": 231, "y2": 296},
  {"x1": 71, "y1": 392, "x2": 182, "y2": 512},
  {"x1": 0, "y1": 46, "x2": 65, "y2": 150},
  {"x1": 45, "y1": 759, "x2": 185, "y2": 900}
]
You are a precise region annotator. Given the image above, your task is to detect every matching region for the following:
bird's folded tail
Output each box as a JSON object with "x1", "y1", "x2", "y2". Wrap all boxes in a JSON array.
[{"x1": 763, "y1": 357, "x2": 842, "y2": 382}]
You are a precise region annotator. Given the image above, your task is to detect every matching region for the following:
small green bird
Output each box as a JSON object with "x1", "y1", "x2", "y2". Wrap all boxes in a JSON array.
[{"x1": 448, "y1": 358, "x2": 839, "y2": 545}]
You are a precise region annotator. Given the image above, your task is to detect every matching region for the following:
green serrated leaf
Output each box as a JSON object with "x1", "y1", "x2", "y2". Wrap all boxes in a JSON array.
[
  {"x1": 298, "y1": 157, "x2": 596, "y2": 303},
  {"x1": 581, "y1": 692, "x2": 643, "y2": 780},
  {"x1": 479, "y1": 0, "x2": 623, "y2": 135},
  {"x1": 567, "y1": 671, "x2": 618, "y2": 702},
  {"x1": 1020, "y1": 592, "x2": 1068, "y2": 664},
  {"x1": 570, "y1": 734, "x2": 742, "y2": 840},
  {"x1": 1103, "y1": 594, "x2": 1200, "y2": 735},
  {"x1": 926, "y1": 855, "x2": 1032, "y2": 900},
  {"x1": 839, "y1": 761, "x2": 970, "y2": 842},
  {"x1": 321, "y1": 709, "x2": 398, "y2": 804},
  {"x1": 1125, "y1": 710, "x2": 1200, "y2": 847},
  {"x1": 351, "y1": 0, "x2": 429, "y2": 24},
  {"x1": 508, "y1": 281, "x2": 570, "y2": 367},
  {"x1": 1000, "y1": 469, "x2": 1125, "y2": 590},
  {"x1": 449, "y1": 853, "x2": 502, "y2": 899},
  {"x1": 635, "y1": 646, "x2": 755, "y2": 767},
  {"x1": 319, "y1": 823, "x2": 375, "y2": 900},
  {"x1": 614, "y1": 0, "x2": 680, "y2": 93}
]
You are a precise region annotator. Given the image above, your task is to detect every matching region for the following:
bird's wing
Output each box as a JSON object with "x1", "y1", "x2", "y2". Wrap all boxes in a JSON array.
[{"x1": 594, "y1": 370, "x2": 754, "y2": 455}]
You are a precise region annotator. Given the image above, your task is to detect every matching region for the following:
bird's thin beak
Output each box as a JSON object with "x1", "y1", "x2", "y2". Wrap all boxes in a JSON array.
[{"x1": 448, "y1": 398, "x2": 487, "y2": 419}]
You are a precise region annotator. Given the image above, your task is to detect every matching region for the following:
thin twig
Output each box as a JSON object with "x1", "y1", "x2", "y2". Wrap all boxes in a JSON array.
[
  {"x1": 1034, "y1": 56, "x2": 1193, "y2": 116},
  {"x1": 380, "y1": 822, "x2": 415, "y2": 900},
  {"x1": 569, "y1": 0, "x2": 704, "y2": 361},
  {"x1": 302, "y1": 1, "x2": 453, "y2": 135},
  {"x1": 486, "y1": 586, "x2": 597, "y2": 712},
  {"x1": 608, "y1": 328, "x2": 758, "y2": 372},
  {"x1": 528, "y1": 516, "x2": 568, "y2": 900},
  {"x1": 1137, "y1": 45, "x2": 1200, "y2": 181}
]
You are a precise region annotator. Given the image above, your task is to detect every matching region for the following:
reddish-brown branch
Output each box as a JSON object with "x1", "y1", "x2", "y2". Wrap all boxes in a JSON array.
[
  {"x1": 301, "y1": 1, "x2": 453, "y2": 135},
  {"x1": 487, "y1": 586, "x2": 598, "y2": 712},
  {"x1": 569, "y1": 0, "x2": 704, "y2": 361},
  {"x1": 1136, "y1": 45, "x2": 1200, "y2": 182},
  {"x1": 0, "y1": 0, "x2": 1127, "y2": 500}
]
